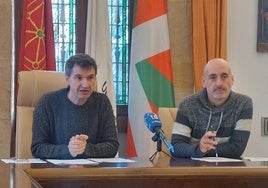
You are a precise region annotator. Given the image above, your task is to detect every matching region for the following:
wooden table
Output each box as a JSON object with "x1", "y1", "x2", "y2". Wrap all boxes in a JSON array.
[
  {"x1": 2, "y1": 154, "x2": 268, "y2": 188},
  {"x1": 0, "y1": 161, "x2": 42, "y2": 188}
]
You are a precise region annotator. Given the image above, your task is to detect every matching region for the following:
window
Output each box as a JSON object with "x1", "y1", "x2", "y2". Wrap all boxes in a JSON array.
[
  {"x1": 51, "y1": 0, "x2": 76, "y2": 72},
  {"x1": 52, "y1": 0, "x2": 129, "y2": 105},
  {"x1": 108, "y1": 0, "x2": 129, "y2": 105}
]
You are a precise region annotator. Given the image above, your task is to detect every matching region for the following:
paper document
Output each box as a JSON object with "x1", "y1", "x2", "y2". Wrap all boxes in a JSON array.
[
  {"x1": 191, "y1": 157, "x2": 242, "y2": 162},
  {"x1": 242, "y1": 157, "x2": 268, "y2": 161},
  {"x1": 89, "y1": 158, "x2": 136, "y2": 163},
  {"x1": 47, "y1": 159, "x2": 99, "y2": 165},
  {"x1": 2, "y1": 158, "x2": 46, "y2": 164}
]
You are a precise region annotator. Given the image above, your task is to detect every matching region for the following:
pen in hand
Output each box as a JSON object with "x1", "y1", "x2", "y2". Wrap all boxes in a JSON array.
[
  {"x1": 201, "y1": 131, "x2": 218, "y2": 155},
  {"x1": 212, "y1": 136, "x2": 218, "y2": 157}
]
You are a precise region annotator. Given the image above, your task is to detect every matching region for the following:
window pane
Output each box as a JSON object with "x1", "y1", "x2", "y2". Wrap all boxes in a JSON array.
[
  {"x1": 52, "y1": 0, "x2": 129, "y2": 105},
  {"x1": 108, "y1": 0, "x2": 129, "y2": 105},
  {"x1": 52, "y1": 0, "x2": 76, "y2": 72}
]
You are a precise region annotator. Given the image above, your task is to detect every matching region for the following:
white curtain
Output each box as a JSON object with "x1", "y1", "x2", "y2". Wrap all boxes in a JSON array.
[{"x1": 85, "y1": 0, "x2": 116, "y2": 117}]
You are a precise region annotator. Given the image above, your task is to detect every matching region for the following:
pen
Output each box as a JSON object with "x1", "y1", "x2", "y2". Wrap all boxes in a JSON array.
[{"x1": 212, "y1": 137, "x2": 218, "y2": 157}]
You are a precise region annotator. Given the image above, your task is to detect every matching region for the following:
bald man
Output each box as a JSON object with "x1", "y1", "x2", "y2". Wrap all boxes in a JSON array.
[{"x1": 171, "y1": 58, "x2": 253, "y2": 159}]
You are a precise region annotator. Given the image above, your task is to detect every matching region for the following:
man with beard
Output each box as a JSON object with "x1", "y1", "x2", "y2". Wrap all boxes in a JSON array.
[{"x1": 171, "y1": 58, "x2": 253, "y2": 159}]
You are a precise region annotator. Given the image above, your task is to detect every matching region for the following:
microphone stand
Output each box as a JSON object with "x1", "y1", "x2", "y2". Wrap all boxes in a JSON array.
[{"x1": 149, "y1": 133, "x2": 175, "y2": 162}]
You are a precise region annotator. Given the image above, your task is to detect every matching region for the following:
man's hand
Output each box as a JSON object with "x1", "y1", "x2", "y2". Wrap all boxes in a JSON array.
[
  {"x1": 199, "y1": 131, "x2": 217, "y2": 154},
  {"x1": 68, "y1": 134, "x2": 89, "y2": 157}
]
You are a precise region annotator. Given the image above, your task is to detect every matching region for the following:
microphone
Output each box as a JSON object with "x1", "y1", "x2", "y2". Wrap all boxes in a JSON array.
[{"x1": 144, "y1": 112, "x2": 174, "y2": 153}]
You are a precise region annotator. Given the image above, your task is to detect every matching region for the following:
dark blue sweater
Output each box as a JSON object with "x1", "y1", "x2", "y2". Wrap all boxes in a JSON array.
[{"x1": 31, "y1": 88, "x2": 119, "y2": 159}]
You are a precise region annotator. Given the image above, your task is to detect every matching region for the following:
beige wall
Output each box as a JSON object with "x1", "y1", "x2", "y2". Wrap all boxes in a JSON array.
[
  {"x1": 227, "y1": 0, "x2": 268, "y2": 157},
  {"x1": 0, "y1": 0, "x2": 12, "y2": 157},
  {"x1": 0, "y1": 0, "x2": 193, "y2": 158}
]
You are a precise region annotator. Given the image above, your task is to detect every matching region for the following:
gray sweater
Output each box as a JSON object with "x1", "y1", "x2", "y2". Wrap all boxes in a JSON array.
[
  {"x1": 171, "y1": 89, "x2": 253, "y2": 159},
  {"x1": 31, "y1": 88, "x2": 119, "y2": 159}
]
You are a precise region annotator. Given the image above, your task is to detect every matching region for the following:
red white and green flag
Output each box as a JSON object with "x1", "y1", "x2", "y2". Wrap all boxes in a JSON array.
[
  {"x1": 18, "y1": 0, "x2": 56, "y2": 71},
  {"x1": 127, "y1": 0, "x2": 175, "y2": 157}
]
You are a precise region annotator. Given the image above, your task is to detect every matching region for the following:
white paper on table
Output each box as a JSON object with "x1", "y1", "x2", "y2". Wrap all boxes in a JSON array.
[
  {"x1": 46, "y1": 159, "x2": 99, "y2": 165},
  {"x1": 1, "y1": 158, "x2": 46, "y2": 164},
  {"x1": 242, "y1": 157, "x2": 268, "y2": 161},
  {"x1": 191, "y1": 157, "x2": 242, "y2": 162},
  {"x1": 89, "y1": 157, "x2": 136, "y2": 163}
]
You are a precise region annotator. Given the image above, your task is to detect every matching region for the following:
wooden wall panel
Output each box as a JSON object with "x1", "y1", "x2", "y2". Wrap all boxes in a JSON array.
[
  {"x1": 167, "y1": 0, "x2": 193, "y2": 106},
  {"x1": 0, "y1": 0, "x2": 12, "y2": 157}
]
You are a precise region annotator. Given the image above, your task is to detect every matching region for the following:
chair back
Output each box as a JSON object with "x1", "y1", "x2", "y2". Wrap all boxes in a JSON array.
[
  {"x1": 158, "y1": 107, "x2": 178, "y2": 154},
  {"x1": 16, "y1": 70, "x2": 66, "y2": 158}
]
